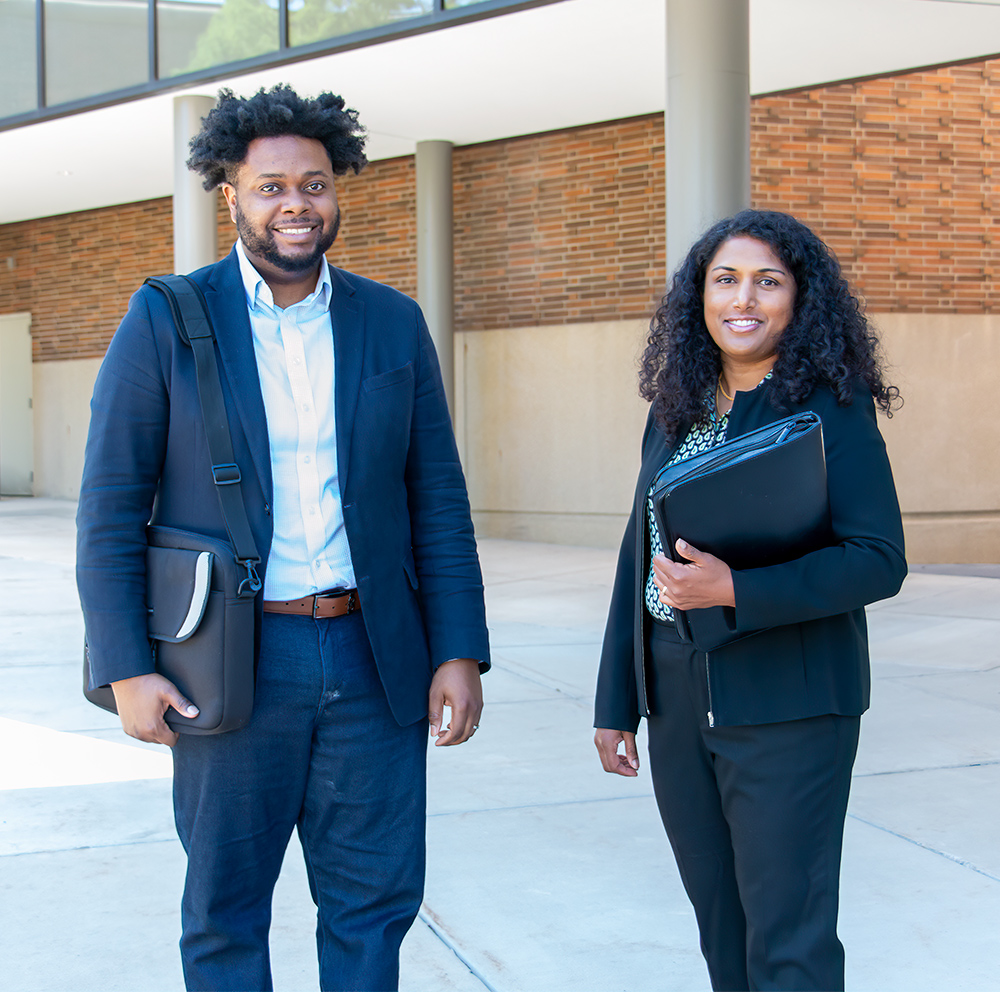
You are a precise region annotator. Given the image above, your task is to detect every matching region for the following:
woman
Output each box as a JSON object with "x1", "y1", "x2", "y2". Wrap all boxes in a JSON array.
[{"x1": 594, "y1": 210, "x2": 905, "y2": 992}]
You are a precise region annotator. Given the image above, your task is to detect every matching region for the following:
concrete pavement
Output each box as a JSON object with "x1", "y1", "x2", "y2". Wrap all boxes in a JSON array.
[{"x1": 2, "y1": 497, "x2": 999, "y2": 991}]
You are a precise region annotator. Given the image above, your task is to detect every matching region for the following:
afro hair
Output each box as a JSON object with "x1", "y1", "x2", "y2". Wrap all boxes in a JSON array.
[{"x1": 187, "y1": 85, "x2": 368, "y2": 190}]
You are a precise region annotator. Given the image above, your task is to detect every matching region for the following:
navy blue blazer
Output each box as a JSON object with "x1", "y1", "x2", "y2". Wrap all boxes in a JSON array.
[
  {"x1": 77, "y1": 249, "x2": 490, "y2": 727},
  {"x1": 594, "y1": 380, "x2": 906, "y2": 733}
]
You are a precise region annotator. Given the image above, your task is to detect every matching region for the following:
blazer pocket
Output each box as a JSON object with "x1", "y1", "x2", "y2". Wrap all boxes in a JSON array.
[{"x1": 363, "y1": 363, "x2": 413, "y2": 392}]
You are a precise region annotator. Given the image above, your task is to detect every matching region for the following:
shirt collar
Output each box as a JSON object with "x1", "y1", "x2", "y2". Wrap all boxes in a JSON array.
[{"x1": 234, "y1": 239, "x2": 332, "y2": 315}]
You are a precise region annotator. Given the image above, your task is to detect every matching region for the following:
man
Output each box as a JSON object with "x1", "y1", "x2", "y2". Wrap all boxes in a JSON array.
[{"x1": 76, "y1": 85, "x2": 489, "y2": 992}]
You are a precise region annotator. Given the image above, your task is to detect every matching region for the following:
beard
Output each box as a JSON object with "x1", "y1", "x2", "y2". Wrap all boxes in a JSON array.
[{"x1": 235, "y1": 203, "x2": 340, "y2": 273}]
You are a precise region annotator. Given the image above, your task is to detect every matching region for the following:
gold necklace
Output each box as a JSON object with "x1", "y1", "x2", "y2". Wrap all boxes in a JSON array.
[{"x1": 717, "y1": 375, "x2": 734, "y2": 402}]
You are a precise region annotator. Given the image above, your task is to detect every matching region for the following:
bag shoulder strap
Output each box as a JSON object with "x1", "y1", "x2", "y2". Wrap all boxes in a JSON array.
[{"x1": 145, "y1": 274, "x2": 261, "y2": 598}]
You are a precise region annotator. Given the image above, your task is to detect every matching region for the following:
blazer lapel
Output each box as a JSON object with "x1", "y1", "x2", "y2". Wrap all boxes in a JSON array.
[
  {"x1": 329, "y1": 264, "x2": 364, "y2": 495},
  {"x1": 203, "y1": 251, "x2": 273, "y2": 500}
]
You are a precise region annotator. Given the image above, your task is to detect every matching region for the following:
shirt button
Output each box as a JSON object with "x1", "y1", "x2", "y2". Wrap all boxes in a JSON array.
[
  {"x1": 303, "y1": 404, "x2": 311, "y2": 412},
  {"x1": 304, "y1": 456, "x2": 311, "y2": 464}
]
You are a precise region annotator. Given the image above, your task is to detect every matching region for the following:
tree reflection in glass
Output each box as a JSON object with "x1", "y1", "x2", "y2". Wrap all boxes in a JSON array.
[
  {"x1": 159, "y1": 0, "x2": 278, "y2": 78},
  {"x1": 289, "y1": 0, "x2": 431, "y2": 48}
]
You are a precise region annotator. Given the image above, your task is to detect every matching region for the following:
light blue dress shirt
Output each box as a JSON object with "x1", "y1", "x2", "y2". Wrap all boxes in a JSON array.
[{"x1": 235, "y1": 240, "x2": 357, "y2": 599}]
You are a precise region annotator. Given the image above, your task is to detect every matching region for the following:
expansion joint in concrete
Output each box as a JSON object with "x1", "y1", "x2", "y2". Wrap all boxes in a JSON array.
[
  {"x1": 2, "y1": 836, "x2": 177, "y2": 859},
  {"x1": 848, "y1": 812, "x2": 1000, "y2": 883},
  {"x1": 427, "y1": 793, "x2": 657, "y2": 820},
  {"x1": 418, "y1": 911, "x2": 498, "y2": 992},
  {"x1": 854, "y1": 759, "x2": 1000, "y2": 778}
]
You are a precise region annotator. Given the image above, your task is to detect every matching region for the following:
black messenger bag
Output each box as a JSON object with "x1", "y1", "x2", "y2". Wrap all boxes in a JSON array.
[{"x1": 82, "y1": 275, "x2": 262, "y2": 735}]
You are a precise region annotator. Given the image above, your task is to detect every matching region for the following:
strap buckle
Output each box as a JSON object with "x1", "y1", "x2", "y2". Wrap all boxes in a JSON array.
[
  {"x1": 237, "y1": 559, "x2": 262, "y2": 598},
  {"x1": 212, "y1": 463, "x2": 241, "y2": 486}
]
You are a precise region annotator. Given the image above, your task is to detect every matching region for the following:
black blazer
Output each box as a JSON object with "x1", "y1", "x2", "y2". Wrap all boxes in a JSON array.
[
  {"x1": 77, "y1": 249, "x2": 490, "y2": 727},
  {"x1": 594, "y1": 379, "x2": 906, "y2": 733}
]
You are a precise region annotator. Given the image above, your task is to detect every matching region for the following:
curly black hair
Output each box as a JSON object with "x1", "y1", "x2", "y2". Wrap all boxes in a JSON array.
[
  {"x1": 187, "y1": 85, "x2": 368, "y2": 190},
  {"x1": 640, "y1": 209, "x2": 900, "y2": 442}
]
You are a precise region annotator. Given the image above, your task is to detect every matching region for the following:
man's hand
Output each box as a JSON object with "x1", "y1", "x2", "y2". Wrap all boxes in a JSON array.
[
  {"x1": 594, "y1": 728, "x2": 639, "y2": 777},
  {"x1": 428, "y1": 658, "x2": 482, "y2": 746},
  {"x1": 652, "y1": 539, "x2": 736, "y2": 611},
  {"x1": 110, "y1": 673, "x2": 200, "y2": 747}
]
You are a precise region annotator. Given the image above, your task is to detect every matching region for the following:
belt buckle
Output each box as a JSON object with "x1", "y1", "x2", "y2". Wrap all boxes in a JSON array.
[{"x1": 311, "y1": 591, "x2": 355, "y2": 618}]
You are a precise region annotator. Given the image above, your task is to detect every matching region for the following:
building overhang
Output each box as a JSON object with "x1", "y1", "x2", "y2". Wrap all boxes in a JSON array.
[{"x1": 3, "y1": 0, "x2": 1000, "y2": 226}]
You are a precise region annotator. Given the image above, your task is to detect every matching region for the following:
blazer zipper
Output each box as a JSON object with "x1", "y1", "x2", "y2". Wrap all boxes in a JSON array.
[
  {"x1": 705, "y1": 652, "x2": 715, "y2": 728},
  {"x1": 636, "y1": 472, "x2": 652, "y2": 717}
]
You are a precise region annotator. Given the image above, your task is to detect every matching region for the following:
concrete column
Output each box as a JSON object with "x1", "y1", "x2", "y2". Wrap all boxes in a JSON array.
[
  {"x1": 173, "y1": 95, "x2": 218, "y2": 274},
  {"x1": 665, "y1": 0, "x2": 751, "y2": 274},
  {"x1": 415, "y1": 140, "x2": 455, "y2": 413}
]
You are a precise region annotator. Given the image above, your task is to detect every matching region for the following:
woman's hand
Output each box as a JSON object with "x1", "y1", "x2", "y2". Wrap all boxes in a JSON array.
[
  {"x1": 594, "y1": 728, "x2": 639, "y2": 777},
  {"x1": 653, "y1": 540, "x2": 736, "y2": 611}
]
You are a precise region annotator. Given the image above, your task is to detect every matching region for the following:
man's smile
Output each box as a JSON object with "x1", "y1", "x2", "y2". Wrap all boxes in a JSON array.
[{"x1": 273, "y1": 223, "x2": 319, "y2": 237}]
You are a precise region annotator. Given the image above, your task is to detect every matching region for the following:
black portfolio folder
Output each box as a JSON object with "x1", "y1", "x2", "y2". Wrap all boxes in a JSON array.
[{"x1": 650, "y1": 412, "x2": 831, "y2": 651}]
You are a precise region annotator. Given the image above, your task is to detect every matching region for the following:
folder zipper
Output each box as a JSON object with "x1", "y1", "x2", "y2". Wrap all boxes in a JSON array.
[{"x1": 656, "y1": 413, "x2": 814, "y2": 499}]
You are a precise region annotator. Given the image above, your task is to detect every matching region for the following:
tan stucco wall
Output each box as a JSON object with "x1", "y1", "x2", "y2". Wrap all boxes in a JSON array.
[
  {"x1": 32, "y1": 358, "x2": 101, "y2": 500},
  {"x1": 455, "y1": 320, "x2": 650, "y2": 549},
  {"x1": 457, "y1": 314, "x2": 1000, "y2": 562},
  {"x1": 874, "y1": 313, "x2": 1000, "y2": 563},
  {"x1": 28, "y1": 314, "x2": 1000, "y2": 562}
]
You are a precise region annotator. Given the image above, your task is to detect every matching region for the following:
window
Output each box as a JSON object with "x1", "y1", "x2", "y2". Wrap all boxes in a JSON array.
[
  {"x1": 0, "y1": 0, "x2": 37, "y2": 116},
  {"x1": 158, "y1": 0, "x2": 279, "y2": 78},
  {"x1": 44, "y1": 0, "x2": 147, "y2": 105},
  {"x1": 1, "y1": 0, "x2": 553, "y2": 126},
  {"x1": 289, "y1": 0, "x2": 431, "y2": 49}
]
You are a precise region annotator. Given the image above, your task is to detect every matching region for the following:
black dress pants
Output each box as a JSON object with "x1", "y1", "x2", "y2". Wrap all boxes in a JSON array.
[{"x1": 646, "y1": 620, "x2": 860, "y2": 992}]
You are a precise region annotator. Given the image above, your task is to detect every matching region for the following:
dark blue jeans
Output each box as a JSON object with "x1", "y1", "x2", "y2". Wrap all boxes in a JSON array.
[{"x1": 172, "y1": 611, "x2": 427, "y2": 992}]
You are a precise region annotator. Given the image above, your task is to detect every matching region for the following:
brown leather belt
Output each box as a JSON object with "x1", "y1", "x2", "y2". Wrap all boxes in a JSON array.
[{"x1": 263, "y1": 590, "x2": 360, "y2": 619}]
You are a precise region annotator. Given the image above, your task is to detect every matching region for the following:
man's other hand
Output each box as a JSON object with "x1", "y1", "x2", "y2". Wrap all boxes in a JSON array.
[
  {"x1": 110, "y1": 673, "x2": 200, "y2": 747},
  {"x1": 428, "y1": 658, "x2": 483, "y2": 746}
]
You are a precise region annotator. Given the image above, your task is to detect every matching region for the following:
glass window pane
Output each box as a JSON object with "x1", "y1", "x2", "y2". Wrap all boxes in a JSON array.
[
  {"x1": 158, "y1": 0, "x2": 279, "y2": 78},
  {"x1": 443, "y1": 0, "x2": 492, "y2": 7},
  {"x1": 44, "y1": 0, "x2": 147, "y2": 106},
  {"x1": 289, "y1": 0, "x2": 431, "y2": 50},
  {"x1": 0, "y1": 0, "x2": 38, "y2": 117}
]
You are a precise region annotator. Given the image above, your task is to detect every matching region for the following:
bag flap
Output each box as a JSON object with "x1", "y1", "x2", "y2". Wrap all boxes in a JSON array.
[{"x1": 146, "y1": 544, "x2": 214, "y2": 643}]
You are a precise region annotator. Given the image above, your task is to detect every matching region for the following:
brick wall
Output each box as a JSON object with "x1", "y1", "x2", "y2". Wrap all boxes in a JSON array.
[
  {"x1": 2, "y1": 55, "x2": 998, "y2": 362},
  {"x1": 752, "y1": 58, "x2": 1000, "y2": 313},
  {"x1": 335, "y1": 157, "x2": 417, "y2": 298},
  {"x1": 0, "y1": 200, "x2": 173, "y2": 362},
  {"x1": 452, "y1": 117, "x2": 666, "y2": 329}
]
